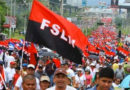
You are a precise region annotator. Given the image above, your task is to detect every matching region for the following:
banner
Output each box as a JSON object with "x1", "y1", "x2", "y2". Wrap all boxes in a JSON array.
[{"x1": 26, "y1": 0, "x2": 88, "y2": 64}]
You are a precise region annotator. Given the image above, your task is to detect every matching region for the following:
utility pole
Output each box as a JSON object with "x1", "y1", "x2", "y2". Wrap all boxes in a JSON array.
[
  {"x1": 60, "y1": 0, "x2": 63, "y2": 16},
  {"x1": 13, "y1": 0, "x2": 16, "y2": 17},
  {"x1": 9, "y1": 0, "x2": 13, "y2": 38},
  {"x1": 12, "y1": 0, "x2": 16, "y2": 35},
  {"x1": 24, "y1": 15, "x2": 26, "y2": 34},
  {"x1": 0, "y1": 15, "x2": 1, "y2": 32},
  {"x1": 11, "y1": 0, "x2": 13, "y2": 16}
]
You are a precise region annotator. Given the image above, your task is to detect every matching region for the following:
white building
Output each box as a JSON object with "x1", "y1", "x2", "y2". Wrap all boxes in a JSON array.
[{"x1": 66, "y1": 0, "x2": 82, "y2": 8}]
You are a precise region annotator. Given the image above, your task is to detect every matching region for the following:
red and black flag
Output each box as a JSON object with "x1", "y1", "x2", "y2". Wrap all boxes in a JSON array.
[{"x1": 25, "y1": 0, "x2": 88, "y2": 64}]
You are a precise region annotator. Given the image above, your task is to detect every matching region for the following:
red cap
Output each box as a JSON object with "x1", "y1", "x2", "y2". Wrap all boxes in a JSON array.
[
  {"x1": 54, "y1": 68, "x2": 67, "y2": 76},
  {"x1": 10, "y1": 61, "x2": 16, "y2": 65}
]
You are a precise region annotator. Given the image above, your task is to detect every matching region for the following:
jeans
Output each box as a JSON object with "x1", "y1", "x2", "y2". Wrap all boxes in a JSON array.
[{"x1": 49, "y1": 75, "x2": 54, "y2": 86}]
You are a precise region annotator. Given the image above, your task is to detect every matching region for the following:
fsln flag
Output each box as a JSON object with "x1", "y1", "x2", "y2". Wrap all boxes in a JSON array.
[{"x1": 26, "y1": 0, "x2": 88, "y2": 64}]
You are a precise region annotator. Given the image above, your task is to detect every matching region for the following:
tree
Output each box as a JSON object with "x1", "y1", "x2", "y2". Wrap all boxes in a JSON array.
[
  {"x1": 115, "y1": 16, "x2": 123, "y2": 29},
  {"x1": 0, "y1": 0, "x2": 7, "y2": 31}
]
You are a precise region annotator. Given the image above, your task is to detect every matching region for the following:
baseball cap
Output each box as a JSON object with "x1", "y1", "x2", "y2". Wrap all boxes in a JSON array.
[
  {"x1": 27, "y1": 64, "x2": 35, "y2": 69},
  {"x1": 10, "y1": 61, "x2": 16, "y2": 65},
  {"x1": 90, "y1": 63, "x2": 95, "y2": 66},
  {"x1": 38, "y1": 64, "x2": 43, "y2": 68},
  {"x1": 40, "y1": 76, "x2": 50, "y2": 82},
  {"x1": 85, "y1": 69, "x2": 90, "y2": 72},
  {"x1": 118, "y1": 63, "x2": 122, "y2": 66},
  {"x1": 54, "y1": 68, "x2": 67, "y2": 76},
  {"x1": 76, "y1": 68, "x2": 82, "y2": 72},
  {"x1": 22, "y1": 63, "x2": 28, "y2": 67}
]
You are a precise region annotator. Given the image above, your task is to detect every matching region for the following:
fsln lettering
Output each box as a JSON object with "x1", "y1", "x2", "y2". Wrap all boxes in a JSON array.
[
  {"x1": 40, "y1": 18, "x2": 76, "y2": 47},
  {"x1": 40, "y1": 19, "x2": 50, "y2": 30}
]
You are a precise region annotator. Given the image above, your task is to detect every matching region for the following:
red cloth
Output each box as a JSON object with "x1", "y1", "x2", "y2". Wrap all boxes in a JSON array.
[
  {"x1": 13, "y1": 73, "x2": 20, "y2": 86},
  {"x1": 0, "y1": 66, "x2": 5, "y2": 85},
  {"x1": 52, "y1": 58, "x2": 61, "y2": 68},
  {"x1": 29, "y1": 53, "x2": 37, "y2": 66}
]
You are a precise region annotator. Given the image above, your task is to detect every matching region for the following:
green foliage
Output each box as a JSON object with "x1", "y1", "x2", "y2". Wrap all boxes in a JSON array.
[
  {"x1": 121, "y1": 26, "x2": 130, "y2": 36},
  {"x1": 82, "y1": 21, "x2": 98, "y2": 36},
  {"x1": 0, "y1": 0, "x2": 7, "y2": 30},
  {"x1": 115, "y1": 17, "x2": 130, "y2": 35},
  {"x1": 13, "y1": 32, "x2": 25, "y2": 39},
  {"x1": 115, "y1": 17, "x2": 123, "y2": 29},
  {"x1": 15, "y1": 0, "x2": 31, "y2": 31}
]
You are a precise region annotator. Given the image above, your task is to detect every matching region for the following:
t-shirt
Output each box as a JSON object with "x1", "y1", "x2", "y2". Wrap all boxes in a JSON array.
[
  {"x1": 75, "y1": 74, "x2": 86, "y2": 88},
  {"x1": 85, "y1": 74, "x2": 92, "y2": 85},
  {"x1": 5, "y1": 67, "x2": 15, "y2": 83},
  {"x1": 46, "y1": 85, "x2": 76, "y2": 90},
  {"x1": 15, "y1": 76, "x2": 40, "y2": 90},
  {"x1": 112, "y1": 83, "x2": 123, "y2": 90},
  {"x1": 5, "y1": 55, "x2": 15, "y2": 67},
  {"x1": 112, "y1": 63, "x2": 119, "y2": 71},
  {"x1": 115, "y1": 69, "x2": 124, "y2": 80},
  {"x1": 66, "y1": 68, "x2": 75, "y2": 78}
]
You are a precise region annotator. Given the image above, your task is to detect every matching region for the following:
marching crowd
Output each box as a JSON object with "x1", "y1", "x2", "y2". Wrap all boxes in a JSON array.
[
  {"x1": 0, "y1": 25, "x2": 130, "y2": 90},
  {"x1": 0, "y1": 46, "x2": 130, "y2": 90}
]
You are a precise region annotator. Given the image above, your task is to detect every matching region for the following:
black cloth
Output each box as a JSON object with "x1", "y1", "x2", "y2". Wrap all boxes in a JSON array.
[{"x1": 45, "y1": 63, "x2": 56, "y2": 76}]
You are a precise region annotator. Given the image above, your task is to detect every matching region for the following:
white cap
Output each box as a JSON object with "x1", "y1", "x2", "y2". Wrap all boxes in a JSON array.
[
  {"x1": 76, "y1": 68, "x2": 82, "y2": 71},
  {"x1": 27, "y1": 64, "x2": 35, "y2": 69},
  {"x1": 118, "y1": 63, "x2": 122, "y2": 66},
  {"x1": 90, "y1": 63, "x2": 95, "y2": 66},
  {"x1": 40, "y1": 76, "x2": 50, "y2": 82},
  {"x1": 114, "y1": 56, "x2": 118, "y2": 60}
]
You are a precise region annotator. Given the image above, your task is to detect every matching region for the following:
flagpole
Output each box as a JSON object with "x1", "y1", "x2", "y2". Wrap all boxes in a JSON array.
[
  {"x1": 20, "y1": 41, "x2": 25, "y2": 69},
  {"x1": 2, "y1": 65, "x2": 6, "y2": 83},
  {"x1": 0, "y1": 73, "x2": 7, "y2": 89}
]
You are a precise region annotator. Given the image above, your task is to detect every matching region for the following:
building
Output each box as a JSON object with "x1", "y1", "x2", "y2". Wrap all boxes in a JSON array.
[
  {"x1": 86, "y1": 0, "x2": 111, "y2": 8},
  {"x1": 65, "y1": 0, "x2": 82, "y2": 8},
  {"x1": 118, "y1": 0, "x2": 130, "y2": 18}
]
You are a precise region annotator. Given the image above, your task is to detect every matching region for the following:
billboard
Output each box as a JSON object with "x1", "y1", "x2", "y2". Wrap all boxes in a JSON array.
[
  {"x1": 82, "y1": 0, "x2": 87, "y2": 7},
  {"x1": 118, "y1": 0, "x2": 130, "y2": 8}
]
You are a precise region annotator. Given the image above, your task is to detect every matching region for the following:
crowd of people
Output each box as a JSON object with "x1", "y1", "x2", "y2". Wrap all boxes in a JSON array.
[
  {"x1": 0, "y1": 47, "x2": 129, "y2": 90},
  {"x1": 0, "y1": 26, "x2": 129, "y2": 90}
]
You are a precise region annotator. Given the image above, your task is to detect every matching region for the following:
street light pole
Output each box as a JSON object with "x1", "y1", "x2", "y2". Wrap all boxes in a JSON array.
[
  {"x1": 0, "y1": 15, "x2": 1, "y2": 31},
  {"x1": 24, "y1": 16, "x2": 26, "y2": 34},
  {"x1": 60, "y1": 0, "x2": 63, "y2": 16},
  {"x1": 11, "y1": 0, "x2": 12, "y2": 16},
  {"x1": 9, "y1": 0, "x2": 13, "y2": 38},
  {"x1": 13, "y1": 0, "x2": 16, "y2": 17}
]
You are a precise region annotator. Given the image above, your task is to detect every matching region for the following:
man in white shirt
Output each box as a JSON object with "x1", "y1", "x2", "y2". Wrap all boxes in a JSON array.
[
  {"x1": 86, "y1": 63, "x2": 97, "y2": 78},
  {"x1": 14, "y1": 64, "x2": 40, "y2": 90},
  {"x1": 64, "y1": 63, "x2": 76, "y2": 86},
  {"x1": 5, "y1": 61, "x2": 16, "y2": 89},
  {"x1": 46, "y1": 68, "x2": 76, "y2": 90},
  {"x1": 5, "y1": 53, "x2": 15, "y2": 67},
  {"x1": 75, "y1": 68, "x2": 86, "y2": 89}
]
